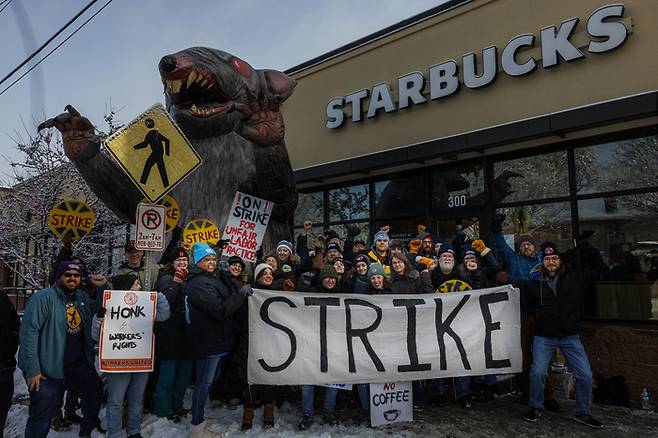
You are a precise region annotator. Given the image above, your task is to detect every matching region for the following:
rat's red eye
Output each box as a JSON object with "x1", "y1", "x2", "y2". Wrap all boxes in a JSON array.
[{"x1": 231, "y1": 57, "x2": 251, "y2": 78}]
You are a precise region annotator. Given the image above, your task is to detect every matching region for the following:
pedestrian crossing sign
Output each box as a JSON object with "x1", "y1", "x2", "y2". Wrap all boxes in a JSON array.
[{"x1": 104, "y1": 103, "x2": 202, "y2": 203}]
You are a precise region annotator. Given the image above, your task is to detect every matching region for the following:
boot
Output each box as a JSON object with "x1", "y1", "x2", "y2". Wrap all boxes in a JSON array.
[
  {"x1": 263, "y1": 403, "x2": 274, "y2": 428},
  {"x1": 241, "y1": 407, "x2": 254, "y2": 431}
]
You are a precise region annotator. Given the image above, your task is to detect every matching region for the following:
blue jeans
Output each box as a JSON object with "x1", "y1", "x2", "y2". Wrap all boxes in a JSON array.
[
  {"x1": 154, "y1": 359, "x2": 194, "y2": 417},
  {"x1": 301, "y1": 386, "x2": 338, "y2": 415},
  {"x1": 529, "y1": 335, "x2": 593, "y2": 416},
  {"x1": 191, "y1": 356, "x2": 222, "y2": 425},
  {"x1": 105, "y1": 372, "x2": 149, "y2": 438},
  {"x1": 356, "y1": 384, "x2": 370, "y2": 412},
  {"x1": 24, "y1": 360, "x2": 102, "y2": 438}
]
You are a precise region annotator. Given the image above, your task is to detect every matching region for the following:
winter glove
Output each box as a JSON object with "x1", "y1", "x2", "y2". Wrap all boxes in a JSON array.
[
  {"x1": 471, "y1": 239, "x2": 491, "y2": 256},
  {"x1": 491, "y1": 214, "x2": 506, "y2": 234},
  {"x1": 455, "y1": 225, "x2": 465, "y2": 237},
  {"x1": 409, "y1": 239, "x2": 422, "y2": 255},
  {"x1": 240, "y1": 285, "x2": 253, "y2": 297},
  {"x1": 96, "y1": 307, "x2": 107, "y2": 319},
  {"x1": 174, "y1": 267, "x2": 188, "y2": 281}
]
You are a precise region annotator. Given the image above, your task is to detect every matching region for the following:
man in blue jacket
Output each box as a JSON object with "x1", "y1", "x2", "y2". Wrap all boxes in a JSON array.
[
  {"x1": 491, "y1": 214, "x2": 541, "y2": 283},
  {"x1": 18, "y1": 261, "x2": 104, "y2": 438}
]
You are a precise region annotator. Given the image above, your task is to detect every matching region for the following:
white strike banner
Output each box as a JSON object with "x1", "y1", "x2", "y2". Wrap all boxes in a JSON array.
[
  {"x1": 223, "y1": 192, "x2": 273, "y2": 262},
  {"x1": 99, "y1": 290, "x2": 157, "y2": 373},
  {"x1": 369, "y1": 382, "x2": 413, "y2": 427},
  {"x1": 248, "y1": 285, "x2": 521, "y2": 385}
]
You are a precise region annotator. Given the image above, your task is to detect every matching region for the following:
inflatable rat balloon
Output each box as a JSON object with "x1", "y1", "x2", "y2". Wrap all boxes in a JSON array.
[{"x1": 47, "y1": 47, "x2": 298, "y2": 252}]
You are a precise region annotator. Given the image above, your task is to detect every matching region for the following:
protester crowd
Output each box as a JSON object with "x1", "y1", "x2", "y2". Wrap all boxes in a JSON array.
[{"x1": 1, "y1": 213, "x2": 613, "y2": 438}]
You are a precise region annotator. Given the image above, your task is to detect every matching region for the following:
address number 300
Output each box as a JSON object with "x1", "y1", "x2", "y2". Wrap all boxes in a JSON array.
[{"x1": 447, "y1": 194, "x2": 467, "y2": 208}]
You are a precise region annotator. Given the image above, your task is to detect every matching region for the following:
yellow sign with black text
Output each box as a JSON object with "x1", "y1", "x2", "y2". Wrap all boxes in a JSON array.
[
  {"x1": 183, "y1": 219, "x2": 220, "y2": 246},
  {"x1": 48, "y1": 200, "x2": 95, "y2": 240},
  {"x1": 105, "y1": 103, "x2": 202, "y2": 203}
]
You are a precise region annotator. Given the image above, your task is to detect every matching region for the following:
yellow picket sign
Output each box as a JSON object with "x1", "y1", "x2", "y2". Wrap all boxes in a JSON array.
[
  {"x1": 436, "y1": 279, "x2": 473, "y2": 293},
  {"x1": 48, "y1": 200, "x2": 95, "y2": 240},
  {"x1": 183, "y1": 219, "x2": 220, "y2": 246},
  {"x1": 105, "y1": 103, "x2": 202, "y2": 203}
]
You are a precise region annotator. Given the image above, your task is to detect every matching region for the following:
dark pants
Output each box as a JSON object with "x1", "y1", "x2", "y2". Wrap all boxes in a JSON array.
[
  {"x1": 52, "y1": 390, "x2": 79, "y2": 421},
  {"x1": 24, "y1": 361, "x2": 102, "y2": 438},
  {"x1": 154, "y1": 359, "x2": 193, "y2": 417},
  {"x1": 0, "y1": 369, "x2": 14, "y2": 438}
]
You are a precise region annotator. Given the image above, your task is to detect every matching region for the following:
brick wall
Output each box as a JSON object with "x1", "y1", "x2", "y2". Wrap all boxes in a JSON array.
[{"x1": 581, "y1": 322, "x2": 658, "y2": 405}]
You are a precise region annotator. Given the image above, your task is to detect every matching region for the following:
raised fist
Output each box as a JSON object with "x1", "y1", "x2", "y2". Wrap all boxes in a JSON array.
[
  {"x1": 346, "y1": 223, "x2": 361, "y2": 237},
  {"x1": 39, "y1": 105, "x2": 99, "y2": 162}
]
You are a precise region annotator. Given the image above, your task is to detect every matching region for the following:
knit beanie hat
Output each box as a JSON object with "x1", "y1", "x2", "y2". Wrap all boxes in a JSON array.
[
  {"x1": 541, "y1": 241, "x2": 559, "y2": 258},
  {"x1": 254, "y1": 263, "x2": 272, "y2": 280},
  {"x1": 227, "y1": 255, "x2": 246, "y2": 270},
  {"x1": 55, "y1": 260, "x2": 81, "y2": 280},
  {"x1": 326, "y1": 242, "x2": 342, "y2": 254},
  {"x1": 438, "y1": 246, "x2": 455, "y2": 257},
  {"x1": 373, "y1": 230, "x2": 390, "y2": 243},
  {"x1": 461, "y1": 245, "x2": 476, "y2": 258},
  {"x1": 368, "y1": 263, "x2": 385, "y2": 279},
  {"x1": 276, "y1": 240, "x2": 294, "y2": 254},
  {"x1": 416, "y1": 231, "x2": 433, "y2": 241},
  {"x1": 193, "y1": 242, "x2": 216, "y2": 264},
  {"x1": 112, "y1": 273, "x2": 139, "y2": 291},
  {"x1": 319, "y1": 264, "x2": 339, "y2": 280},
  {"x1": 354, "y1": 254, "x2": 370, "y2": 266},
  {"x1": 389, "y1": 239, "x2": 404, "y2": 250},
  {"x1": 518, "y1": 234, "x2": 536, "y2": 247}
]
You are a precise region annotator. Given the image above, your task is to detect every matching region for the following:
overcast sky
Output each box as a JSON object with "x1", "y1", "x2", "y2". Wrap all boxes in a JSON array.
[{"x1": 0, "y1": 0, "x2": 445, "y2": 182}]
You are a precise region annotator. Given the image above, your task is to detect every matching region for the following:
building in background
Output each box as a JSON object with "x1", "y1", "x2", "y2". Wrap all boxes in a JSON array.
[{"x1": 283, "y1": 0, "x2": 658, "y2": 401}]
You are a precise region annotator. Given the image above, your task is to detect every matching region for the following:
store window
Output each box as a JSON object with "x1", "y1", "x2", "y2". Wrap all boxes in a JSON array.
[
  {"x1": 432, "y1": 163, "x2": 485, "y2": 211},
  {"x1": 578, "y1": 194, "x2": 658, "y2": 320},
  {"x1": 494, "y1": 151, "x2": 569, "y2": 203},
  {"x1": 295, "y1": 191, "x2": 324, "y2": 226},
  {"x1": 329, "y1": 184, "x2": 369, "y2": 222},
  {"x1": 374, "y1": 174, "x2": 426, "y2": 218},
  {"x1": 496, "y1": 202, "x2": 573, "y2": 253},
  {"x1": 575, "y1": 135, "x2": 658, "y2": 194}
]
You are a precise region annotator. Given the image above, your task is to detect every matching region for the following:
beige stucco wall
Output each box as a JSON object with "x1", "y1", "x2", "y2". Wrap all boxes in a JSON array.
[{"x1": 282, "y1": 0, "x2": 658, "y2": 170}]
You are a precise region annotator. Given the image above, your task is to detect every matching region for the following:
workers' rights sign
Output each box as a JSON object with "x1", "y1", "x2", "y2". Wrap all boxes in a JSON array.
[{"x1": 248, "y1": 285, "x2": 521, "y2": 385}]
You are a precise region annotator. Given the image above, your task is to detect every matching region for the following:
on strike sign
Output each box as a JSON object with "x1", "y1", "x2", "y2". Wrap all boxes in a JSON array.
[
  {"x1": 223, "y1": 192, "x2": 273, "y2": 262},
  {"x1": 99, "y1": 290, "x2": 157, "y2": 373},
  {"x1": 135, "y1": 203, "x2": 166, "y2": 251}
]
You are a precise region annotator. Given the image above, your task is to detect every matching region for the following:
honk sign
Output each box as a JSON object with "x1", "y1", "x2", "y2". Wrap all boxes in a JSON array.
[{"x1": 223, "y1": 192, "x2": 274, "y2": 262}]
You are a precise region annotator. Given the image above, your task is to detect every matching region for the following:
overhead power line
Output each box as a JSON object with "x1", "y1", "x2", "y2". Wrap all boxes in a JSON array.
[
  {"x1": 0, "y1": 0, "x2": 114, "y2": 97},
  {"x1": 0, "y1": 0, "x2": 100, "y2": 87},
  {"x1": 0, "y1": 0, "x2": 14, "y2": 15}
]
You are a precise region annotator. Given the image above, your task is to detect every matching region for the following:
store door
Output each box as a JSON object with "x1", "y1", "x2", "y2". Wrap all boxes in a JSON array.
[{"x1": 434, "y1": 209, "x2": 482, "y2": 245}]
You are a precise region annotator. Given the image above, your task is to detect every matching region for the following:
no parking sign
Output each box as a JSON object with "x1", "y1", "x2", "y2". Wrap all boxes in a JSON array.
[{"x1": 135, "y1": 203, "x2": 166, "y2": 251}]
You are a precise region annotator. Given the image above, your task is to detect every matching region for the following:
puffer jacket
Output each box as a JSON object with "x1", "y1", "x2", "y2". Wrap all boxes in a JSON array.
[
  {"x1": 492, "y1": 232, "x2": 541, "y2": 283},
  {"x1": 390, "y1": 270, "x2": 434, "y2": 294},
  {"x1": 185, "y1": 266, "x2": 246, "y2": 358},
  {"x1": 154, "y1": 269, "x2": 190, "y2": 360},
  {"x1": 522, "y1": 268, "x2": 586, "y2": 338}
]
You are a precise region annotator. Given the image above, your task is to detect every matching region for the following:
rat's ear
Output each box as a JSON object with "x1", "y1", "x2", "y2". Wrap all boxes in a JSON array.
[{"x1": 260, "y1": 69, "x2": 296, "y2": 104}]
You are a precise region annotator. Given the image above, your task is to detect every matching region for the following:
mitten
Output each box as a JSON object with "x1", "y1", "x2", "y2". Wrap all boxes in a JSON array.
[{"x1": 409, "y1": 239, "x2": 422, "y2": 254}]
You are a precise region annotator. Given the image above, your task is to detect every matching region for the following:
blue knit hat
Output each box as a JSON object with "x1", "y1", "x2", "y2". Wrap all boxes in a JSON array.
[
  {"x1": 276, "y1": 240, "x2": 294, "y2": 254},
  {"x1": 367, "y1": 263, "x2": 385, "y2": 279},
  {"x1": 373, "y1": 230, "x2": 390, "y2": 243},
  {"x1": 193, "y1": 242, "x2": 216, "y2": 264}
]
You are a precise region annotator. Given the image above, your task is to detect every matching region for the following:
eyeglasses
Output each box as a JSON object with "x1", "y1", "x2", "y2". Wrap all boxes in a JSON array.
[
  {"x1": 63, "y1": 272, "x2": 81, "y2": 278},
  {"x1": 543, "y1": 256, "x2": 560, "y2": 263}
]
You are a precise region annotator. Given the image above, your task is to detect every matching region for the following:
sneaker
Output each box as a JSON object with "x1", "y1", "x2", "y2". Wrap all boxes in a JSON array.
[
  {"x1": 321, "y1": 412, "x2": 339, "y2": 426},
  {"x1": 167, "y1": 414, "x2": 181, "y2": 423},
  {"x1": 524, "y1": 408, "x2": 542, "y2": 423},
  {"x1": 459, "y1": 396, "x2": 472, "y2": 409},
  {"x1": 413, "y1": 404, "x2": 424, "y2": 413},
  {"x1": 544, "y1": 398, "x2": 563, "y2": 413},
  {"x1": 298, "y1": 414, "x2": 313, "y2": 431},
  {"x1": 573, "y1": 414, "x2": 603, "y2": 429}
]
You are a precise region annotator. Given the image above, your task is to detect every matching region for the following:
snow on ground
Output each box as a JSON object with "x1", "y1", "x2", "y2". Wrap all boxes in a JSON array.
[{"x1": 5, "y1": 368, "x2": 658, "y2": 437}]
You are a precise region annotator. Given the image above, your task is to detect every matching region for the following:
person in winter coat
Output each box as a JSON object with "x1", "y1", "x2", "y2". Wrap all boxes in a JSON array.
[
  {"x1": 240, "y1": 263, "x2": 278, "y2": 430},
  {"x1": 351, "y1": 254, "x2": 371, "y2": 293},
  {"x1": 367, "y1": 263, "x2": 392, "y2": 294},
  {"x1": 273, "y1": 240, "x2": 301, "y2": 290},
  {"x1": 431, "y1": 248, "x2": 473, "y2": 292},
  {"x1": 0, "y1": 290, "x2": 20, "y2": 438},
  {"x1": 91, "y1": 274, "x2": 171, "y2": 438},
  {"x1": 298, "y1": 265, "x2": 342, "y2": 430},
  {"x1": 332, "y1": 257, "x2": 354, "y2": 293},
  {"x1": 367, "y1": 230, "x2": 392, "y2": 275},
  {"x1": 185, "y1": 242, "x2": 252, "y2": 437},
  {"x1": 153, "y1": 247, "x2": 193, "y2": 422},
  {"x1": 390, "y1": 253, "x2": 434, "y2": 294},
  {"x1": 491, "y1": 214, "x2": 540, "y2": 284},
  {"x1": 522, "y1": 243, "x2": 602, "y2": 429},
  {"x1": 112, "y1": 240, "x2": 159, "y2": 291},
  {"x1": 18, "y1": 261, "x2": 105, "y2": 438}
]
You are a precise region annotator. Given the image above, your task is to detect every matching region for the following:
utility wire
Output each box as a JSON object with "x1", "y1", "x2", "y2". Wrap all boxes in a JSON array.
[
  {"x1": 0, "y1": 0, "x2": 14, "y2": 15},
  {"x1": 0, "y1": 0, "x2": 100, "y2": 87},
  {"x1": 0, "y1": 0, "x2": 114, "y2": 97}
]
